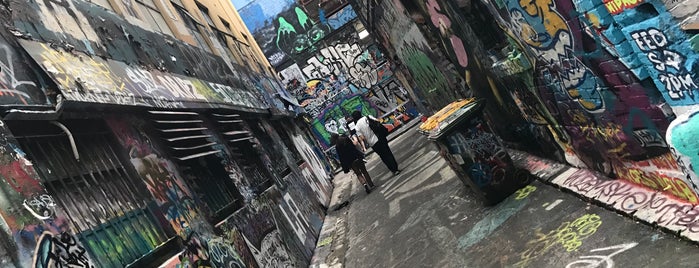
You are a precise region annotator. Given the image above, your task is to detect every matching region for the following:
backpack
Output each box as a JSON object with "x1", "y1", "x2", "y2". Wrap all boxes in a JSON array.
[{"x1": 366, "y1": 116, "x2": 388, "y2": 138}]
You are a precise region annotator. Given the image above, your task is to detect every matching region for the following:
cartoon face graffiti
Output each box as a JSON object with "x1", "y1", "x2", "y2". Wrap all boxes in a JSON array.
[
  {"x1": 276, "y1": 7, "x2": 331, "y2": 56},
  {"x1": 505, "y1": 0, "x2": 605, "y2": 112}
]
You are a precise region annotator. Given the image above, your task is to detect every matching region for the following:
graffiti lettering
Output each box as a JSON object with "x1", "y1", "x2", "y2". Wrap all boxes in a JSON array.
[
  {"x1": 34, "y1": 232, "x2": 93, "y2": 268},
  {"x1": 39, "y1": 44, "x2": 125, "y2": 93},
  {"x1": 302, "y1": 43, "x2": 382, "y2": 89},
  {"x1": 553, "y1": 168, "x2": 699, "y2": 238},
  {"x1": 630, "y1": 28, "x2": 698, "y2": 101},
  {"x1": 604, "y1": 0, "x2": 643, "y2": 15},
  {"x1": 632, "y1": 129, "x2": 667, "y2": 148},
  {"x1": 208, "y1": 238, "x2": 245, "y2": 268},
  {"x1": 566, "y1": 242, "x2": 638, "y2": 268}
]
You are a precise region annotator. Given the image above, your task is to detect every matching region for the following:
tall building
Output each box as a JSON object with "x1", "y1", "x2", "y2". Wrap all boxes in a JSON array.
[{"x1": 0, "y1": 1, "x2": 332, "y2": 267}]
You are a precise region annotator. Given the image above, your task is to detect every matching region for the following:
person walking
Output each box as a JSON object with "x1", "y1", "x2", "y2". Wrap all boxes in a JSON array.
[
  {"x1": 345, "y1": 116, "x2": 367, "y2": 153},
  {"x1": 331, "y1": 134, "x2": 375, "y2": 193},
  {"x1": 352, "y1": 110, "x2": 401, "y2": 175}
]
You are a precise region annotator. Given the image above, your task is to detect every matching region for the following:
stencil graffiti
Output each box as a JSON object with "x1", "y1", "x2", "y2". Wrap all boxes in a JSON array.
[
  {"x1": 33, "y1": 232, "x2": 93, "y2": 268},
  {"x1": 23, "y1": 194, "x2": 56, "y2": 220},
  {"x1": 630, "y1": 28, "x2": 698, "y2": 102}
]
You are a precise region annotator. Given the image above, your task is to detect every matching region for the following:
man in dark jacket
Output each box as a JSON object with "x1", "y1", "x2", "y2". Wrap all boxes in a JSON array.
[{"x1": 331, "y1": 134, "x2": 375, "y2": 193}]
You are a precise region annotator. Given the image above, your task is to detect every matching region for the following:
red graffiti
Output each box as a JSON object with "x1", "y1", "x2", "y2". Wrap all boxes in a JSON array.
[{"x1": 0, "y1": 161, "x2": 42, "y2": 197}]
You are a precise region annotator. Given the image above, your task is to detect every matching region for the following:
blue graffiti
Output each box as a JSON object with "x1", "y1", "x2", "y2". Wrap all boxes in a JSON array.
[{"x1": 327, "y1": 5, "x2": 358, "y2": 30}]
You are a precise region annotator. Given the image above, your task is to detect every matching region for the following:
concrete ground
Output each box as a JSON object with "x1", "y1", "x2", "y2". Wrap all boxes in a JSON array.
[{"x1": 310, "y1": 122, "x2": 699, "y2": 268}]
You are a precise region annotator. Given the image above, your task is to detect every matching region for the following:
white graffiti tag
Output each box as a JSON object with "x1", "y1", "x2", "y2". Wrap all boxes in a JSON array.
[
  {"x1": 23, "y1": 194, "x2": 57, "y2": 220},
  {"x1": 566, "y1": 242, "x2": 638, "y2": 268},
  {"x1": 0, "y1": 45, "x2": 36, "y2": 102}
]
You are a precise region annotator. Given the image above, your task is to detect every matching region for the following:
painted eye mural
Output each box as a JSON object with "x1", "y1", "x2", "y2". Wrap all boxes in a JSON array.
[{"x1": 276, "y1": 7, "x2": 331, "y2": 57}]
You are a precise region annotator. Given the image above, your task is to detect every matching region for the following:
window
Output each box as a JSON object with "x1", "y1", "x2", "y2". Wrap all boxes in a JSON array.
[
  {"x1": 10, "y1": 120, "x2": 176, "y2": 268},
  {"x1": 196, "y1": 3, "x2": 215, "y2": 27},
  {"x1": 215, "y1": 30, "x2": 239, "y2": 64},
  {"x1": 174, "y1": 5, "x2": 212, "y2": 52},
  {"x1": 135, "y1": 0, "x2": 174, "y2": 36},
  {"x1": 90, "y1": 0, "x2": 114, "y2": 10},
  {"x1": 220, "y1": 18, "x2": 232, "y2": 33}
]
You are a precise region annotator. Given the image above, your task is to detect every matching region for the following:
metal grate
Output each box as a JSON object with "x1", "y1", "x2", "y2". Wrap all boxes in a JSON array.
[
  {"x1": 12, "y1": 120, "x2": 172, "y2": 268},
  {"x1": 149, "y1": 111, "x2": 221, "y2": 161},
  {"x1": 149, "y1": 111, "x2": 242, "y2": 222},
  {"x1": 210, "y1": 112, "x2": 272, "y2": 193}
]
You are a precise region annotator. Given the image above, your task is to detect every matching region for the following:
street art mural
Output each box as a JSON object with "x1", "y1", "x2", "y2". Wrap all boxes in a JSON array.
[
  {"x1": 371, "y1": 0, "x2": 462, "y2": 110},
  {"x1": 0, "y1": 121, "x2": 97, "y2": 267},
  {"x1": 106, "y1": 118, "x2": 199, "y2": 237},
  {"x1": 305, "y1": 88, "x2": 416, "y2": 148},
  {"x1": 504, "y1": 0, "x2": 606, "y2": 112},
  {"x1": 472, "y1": 0, "x2": 699, "y2": 199},
  {"x1": 239, "y1": 1, "x2": 358, "y2": 67},
  {"x1": 348, "y1": 0, "x2": 699, "y2": 202},
  {"x1": 275, "y1": 24, "x2": 416, "y2": 147}
]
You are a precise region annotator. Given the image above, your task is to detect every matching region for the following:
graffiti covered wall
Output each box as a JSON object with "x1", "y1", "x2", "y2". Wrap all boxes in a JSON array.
[
  {"x1": 352, "y1": 0, "x2": 699, "y2": 202},
  {"x1": 7, "y1": 0, "x2": 294, "y2": 112}
]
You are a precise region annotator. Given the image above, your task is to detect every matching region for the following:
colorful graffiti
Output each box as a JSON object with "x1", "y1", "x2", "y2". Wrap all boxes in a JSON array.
[
  {"x1": 667, "y1": 110, "x2": 699, "y2": 192},
  {"x1": 626, "y1": 25, "x2": 699, "y2": 105},
  {"x1": 239, "y1": 0, "x2": 356, "y2": 67},
  {"x1": 106, "y1": 118, "x2": 198, "y2": 237},
  {"x1": 516, "y1": 214, "x2": 602, "y2": 267},
  {"x1": 21, "y1": 40, "x2": 265, "y2": 110},
  {"x1": 505, "y1": 0, "x2": 605, "y2": 112}
]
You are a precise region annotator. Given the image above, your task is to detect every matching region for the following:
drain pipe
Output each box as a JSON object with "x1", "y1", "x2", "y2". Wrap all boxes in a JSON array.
[{"x1": 49, "y1": 121, "x2": 80, "y2": 161}]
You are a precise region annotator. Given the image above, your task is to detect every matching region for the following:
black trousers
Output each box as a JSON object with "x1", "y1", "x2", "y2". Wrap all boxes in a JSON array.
[{"x1": 372, "y1": 139, "x2": 398, "y2": 172}]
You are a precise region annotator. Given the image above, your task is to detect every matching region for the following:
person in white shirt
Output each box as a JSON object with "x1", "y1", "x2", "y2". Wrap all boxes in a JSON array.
[
  {"x1": 352, "y1": 110, "x2": 401, "y2": 175},
  {"x1": 345, "y1": 116, "x2": 367, "y2": 152}
]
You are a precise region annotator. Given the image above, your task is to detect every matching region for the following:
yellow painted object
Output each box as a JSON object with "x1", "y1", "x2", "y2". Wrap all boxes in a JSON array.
[{"x1": 419, "y1": 98, "x2": 475, "y2": 132}]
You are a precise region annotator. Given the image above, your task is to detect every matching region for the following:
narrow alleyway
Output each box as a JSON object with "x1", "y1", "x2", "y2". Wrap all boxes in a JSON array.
[{"x1": 312, "y1": 123, "x2": 699, "y2": 268}]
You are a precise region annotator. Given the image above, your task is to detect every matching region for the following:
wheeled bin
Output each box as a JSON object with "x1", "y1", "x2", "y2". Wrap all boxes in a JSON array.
[{"x1": 425, "y1": 99, "x2": 532, "y2": 205}]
